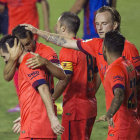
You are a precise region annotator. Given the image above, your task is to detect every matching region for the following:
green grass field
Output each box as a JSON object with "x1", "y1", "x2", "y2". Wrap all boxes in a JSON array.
[{"x1": 0, "y1": 0, "x2": 140, "y2": 139}]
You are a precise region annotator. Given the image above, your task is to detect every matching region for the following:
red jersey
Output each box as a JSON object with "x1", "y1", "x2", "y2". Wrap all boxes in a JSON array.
[
  {"x1": 18, "y1": 53, "x2": 56, "y2": 139},
  {"x1": 13, "y1": 42, "x2": 59, "y2": 96},
  {"x1": 35, "y1": 42, "x2": 59, "y2": 94},
  {"x1": 59, "y1": 44, "x2": 97, "y2": 120},
  {"x1": 77, "y1": 38, "x2": 140, "y2": 82},
  {"x1": 104, "y1": 57, "x2": 138, "y2": 137},
  {"x1": 0, "y1": 0, "x2": 41, "y2": 33}
]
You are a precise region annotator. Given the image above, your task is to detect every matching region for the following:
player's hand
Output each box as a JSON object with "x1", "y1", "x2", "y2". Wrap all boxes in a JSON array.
[
  {"x1": 12, "y1": 117, "x2": 21, "y2": 134},
  {"x1": 96, "y1": 115, "x2": 114, "y2": 127},
  {"x1": 20, "y1": 24, "x2": 38, "y2": 34},
  {"x1": 6, "y1": 38, "x2": 23, "y2": 61},
  {"x1": 50, "y1": 116, "x2": 64, "y2": 135},
  {"x1": 26, "y1": 52, "x2": 47, "y2": 69}
]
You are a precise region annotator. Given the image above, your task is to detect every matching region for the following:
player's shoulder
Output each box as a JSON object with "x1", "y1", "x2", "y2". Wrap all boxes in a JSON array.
[
  {"x1": 124, "y1": 40, "x2": 136, "y2": 48},
  {"x1": 82, "y1": 38, "x2": 103, "y2": 43},
  {"x1": 59, "y1": 47, "x2": 79, "y2": 62},
  {"x1": 36, "y1": 42, "x2": 56, "y2": 53}
]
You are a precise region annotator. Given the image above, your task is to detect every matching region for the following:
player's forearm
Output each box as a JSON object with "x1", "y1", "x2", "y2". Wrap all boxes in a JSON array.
[
  {"x1": 36, "y1": 30, "x2": 79, "y2": 50},
  {"x1": 4, "y1": 59, "x2": 17, "y2": 81},
  {"x1": 38, "y1": 84, "x2": 56, "y2": 121},
  {"x1": 41, "y1": 0, "x2": 50, "y2": 31},
  {"x1": 45, "y1": 60, "x2": 66, "y2": 80},
  {"x1": 53, "y1": 77, "x2": 70, "y2": 101},
  {"x1": 95, "y1": 72, "x2": 101, "y2": 93},
  {"x1": 106, "y1": 88, "x2": 124, "y2": 118},
  {"x1": 70, "y1": 0, "x2": 86, "y2": 14}
]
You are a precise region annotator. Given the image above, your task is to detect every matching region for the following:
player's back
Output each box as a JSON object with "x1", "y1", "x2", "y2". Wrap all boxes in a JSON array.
[
  {"x1": 59, "y1": 47, "x2": 97, "y2": 120},
  {"x1": 2, "y1": 0, "x2": 39, "y2": 33},
  {"x1": 120, "y1": 59, "x2": 137, "y2": 115},
  {"x1": 18, "y1": 53, "x2": 56, "y2": 139}
]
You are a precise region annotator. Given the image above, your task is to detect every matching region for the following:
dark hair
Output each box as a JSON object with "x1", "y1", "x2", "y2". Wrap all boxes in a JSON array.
[
  {"x1": 104, "y1": 31, "x2": 125, "y2": 55},
  {"x1": 59, "y1": 12, "x2": 80, "y2": 35},
  {"x1": 95, "y1": 6, "x2": 121, "y2": 31},
  {"x1": 12, "y1": 25, "x2": 33, "y2": 39},
  {"x1": 0, "y1": 35, "x2": 19, "y2": 53}
]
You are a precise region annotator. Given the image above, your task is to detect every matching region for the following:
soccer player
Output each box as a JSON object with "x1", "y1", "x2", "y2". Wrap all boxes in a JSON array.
[
  {"x1": 21, "y1": 6, "x2": 140, "y2": 116},
  {"x1": 22, "y1": 6, "x2": 140, "y2": 83},
  {"x1": 26, "y1": 12, "x2": 98, "y2": 140},
  {"x1": 0, "y1": 35, "x2": 64, "y2": 140},
  {"x1": 97, "y1": 31, "x2": 139, "y2": 139},
  {"x1": 4, "y1": 25, "x2": 65, "y2": 113},
  {"x1": 52, "y1": 12, "x2": 97, "y2": 140},
  {"x1": 0, "y1": 0, "x2": 50, "y2": 34},
  {"x1": 70, "y1": 0, "x2": 117, "y2": 39}
]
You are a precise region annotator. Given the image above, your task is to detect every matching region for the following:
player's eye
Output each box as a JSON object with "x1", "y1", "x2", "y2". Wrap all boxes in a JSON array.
[{"x1": 25, "y1": 41, "x2": 31, "y2": 46}]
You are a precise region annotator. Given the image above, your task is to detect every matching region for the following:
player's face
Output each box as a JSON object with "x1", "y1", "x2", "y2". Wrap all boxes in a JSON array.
[
  {"x1": 19, "y1": 32, "x2": 35, "y2": 52},
  {"x1": 56, "y1": 17, "x2": 65, "y2": 35},
  {"x1": 0, "y1": 49, "x2": 10, "y2": 63},
  {"x1": 95, "y1": 11, "x2": 117, "y2": 39}
]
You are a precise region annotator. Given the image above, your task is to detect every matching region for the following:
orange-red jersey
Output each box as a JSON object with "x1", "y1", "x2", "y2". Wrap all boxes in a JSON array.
[
  {"x1": 18, "y1": 53, "x2": 56, "y2": 139},
  {"x1": 35, "y1": 42, "x2": 59, "y2": 94},
  {"x1": 59, "y1": 39, "x2": 97, "y2": 120},
  {"x1": 0, "y1": 0, "x2": 41, "y2": 33},
  {"x1": 13, "y1": 42, "x2": 59, "y2": 97},
  {"x1": 77, "y1": 38, "x2": 140, "y2": 82},
  {"x1": 104, "y1": 57, "x2": 138, "y2": 136}
]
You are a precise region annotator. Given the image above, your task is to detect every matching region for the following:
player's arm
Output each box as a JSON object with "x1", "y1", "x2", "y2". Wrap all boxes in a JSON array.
[
  {"x1": 106, "y1": 88, "x2": 124, "y2": 119},
  {"x1": 96, "y1": 88, "x2": 124, "y2": 127},
  {"x1": 111, "y1": 0, "x2": 117, "y2": 8},
  {"x1": 95, "y1": 72, "x2": 101, "y2": 93},
  {"x1": 70, "y1": 0, "x2": 87, "y2": 14},
  {"x1": 40, "y1": 0, "x2": 50, "y2": 32},
  {"x1": 38, "y1": 84, "x2": 64, "y2": 135},
  {"x1": 22, "y1": 24, "x2": 79, "y2": 50},
  {"x1": 4, "y1": 39, "x2": 23, "y2": 81},
  {"x1": 26, "y1": 52, "x2": 66, "y2": 80},
  {"x1": 52, "y1": 74, "x2": 72, "y2": 101}
]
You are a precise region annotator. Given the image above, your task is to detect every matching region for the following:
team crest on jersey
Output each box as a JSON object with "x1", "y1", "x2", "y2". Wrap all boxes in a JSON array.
[{"x1": 28, "y1": 71, "x2": 39, "y2": 80}]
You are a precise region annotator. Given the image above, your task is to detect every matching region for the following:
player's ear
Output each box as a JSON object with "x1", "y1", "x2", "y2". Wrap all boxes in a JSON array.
[
  {"x1": 113, "y1": 22, "x2": 118, "y2": 30},
  {"x1": 61, "y1": 25, "x2": 66, "y2": 32}
]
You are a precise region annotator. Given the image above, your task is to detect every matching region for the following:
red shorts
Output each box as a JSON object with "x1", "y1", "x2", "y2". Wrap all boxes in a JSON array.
[
  {"x1": 19, "y1": 138, "x2": 56, "y2": 140},
  {"x1": 61, "y1": 117, "x2": 96, "y2": 140},
  {"x1": 107, "y1": 123, "x2": 140, "y2": 140}
]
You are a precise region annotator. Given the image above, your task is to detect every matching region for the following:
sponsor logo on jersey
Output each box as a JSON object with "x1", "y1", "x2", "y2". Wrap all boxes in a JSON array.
[{"x1": 28, "y1": 71, "x2": 39, "y2": 80}]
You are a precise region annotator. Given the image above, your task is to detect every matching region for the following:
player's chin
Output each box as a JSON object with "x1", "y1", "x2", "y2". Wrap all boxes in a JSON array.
[{"x1": 98, "y1": 33, "x2": 105, "y2": 39}]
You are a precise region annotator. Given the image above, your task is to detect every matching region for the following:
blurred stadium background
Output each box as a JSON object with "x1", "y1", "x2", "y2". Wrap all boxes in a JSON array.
[{"x1": 0, "y1": 0, "x2": 140, "y2": 139}]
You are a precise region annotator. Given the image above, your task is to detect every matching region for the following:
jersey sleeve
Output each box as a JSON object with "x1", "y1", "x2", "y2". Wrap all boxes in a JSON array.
[
  {"x1": 77, "y1": 38, "x2": 102, "y2": 57},
  {"x1": 123, "y1": 41, "x2": 140, "y2": 71},
  {"x1": 59, "y1": 48, "x2": 78, "y2": 74},
  {"x1": 108, "y1": 66, "x2": 126, "y2": 94},
  {"x1": 24, "y1": 65, "x2": 48, "y2": 91},
  {"x1": 39, "y1": 43, "x2": 60, "y2": 64}
]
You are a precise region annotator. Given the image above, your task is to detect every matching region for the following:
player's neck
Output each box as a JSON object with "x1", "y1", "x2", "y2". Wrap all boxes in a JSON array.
[
  {"x1": 108, "y1": 55, "x2": 121, "y2": 65},
  {"x1": 64, "y1": 32, "x2": 76, "y2": 39},
  {"x1": 18, "y1": 51, "x2": 27, "y2": 64}
]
